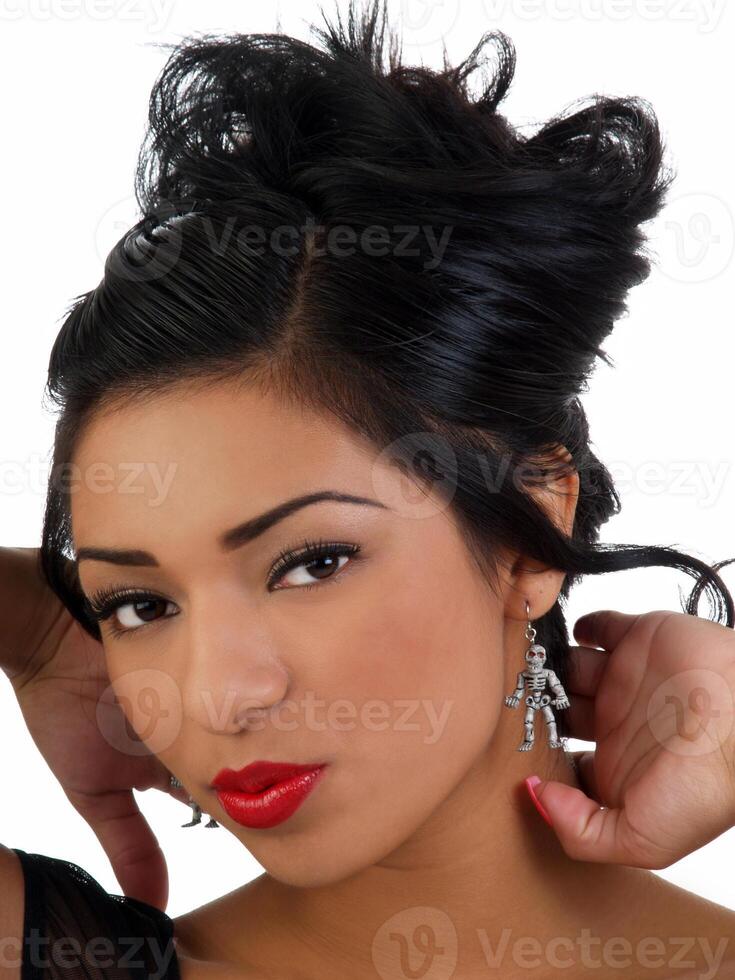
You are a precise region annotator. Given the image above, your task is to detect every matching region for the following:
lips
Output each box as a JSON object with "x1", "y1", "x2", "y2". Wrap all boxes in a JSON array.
[
  {"x1": 211, "y1": 760, "x2": 327, "y2": 794},
  {"x1": 210, "y1": 761, "x2": 329, "y2": 829}
]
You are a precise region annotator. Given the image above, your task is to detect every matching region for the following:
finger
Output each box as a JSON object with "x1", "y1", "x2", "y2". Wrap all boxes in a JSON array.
[
  {"x1": 573, "y1": 609, "x2": 641, "y2": 651},
  {"x1": 567, "y1": 749, "x2": 599, "y2": 802},
  {"x1": 565, "y1": 645, "x2": 611, "y2": 697},
  {"x1": 65, "y1": 786, "x2": 169, "y2": 912},
  {"x1": 563, "y1": 693, "x2": 596, "y2": 742},
  {"x1": 151, "y1": 766, "x2": 194, "y2": 807},
  {"x1": 526, "y1": 777, "x2": 669, "y2": 868},
  {"x1": 168, "y1": 783, "x2": 194, "y2": 806}
]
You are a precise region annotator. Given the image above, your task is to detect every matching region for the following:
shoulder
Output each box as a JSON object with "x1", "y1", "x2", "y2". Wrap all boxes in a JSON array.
[
  {"x1": 172, "y1": 874, "x2": 277, "y2": 979},
  {"x1": 653, "y1": 873, "x2": 735, "y2": 924},
  {"x1": 642, "y1": 873, "x2": 735, "y2": 968},
  {"x1": 0, "y1": 846, "x2": 180, "y2": 980},
  {"x1": 0, "y1": 845, "x2": 24, "y2": 979}
]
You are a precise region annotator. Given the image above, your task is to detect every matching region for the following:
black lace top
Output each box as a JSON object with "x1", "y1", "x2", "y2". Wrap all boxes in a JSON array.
[{"x1": 11, "y1": 848, "x2": 181, "y2": 980}]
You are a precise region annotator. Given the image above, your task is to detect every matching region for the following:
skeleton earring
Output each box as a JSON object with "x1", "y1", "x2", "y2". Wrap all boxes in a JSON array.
[
  {"x1": 170, "y1": 775, "x2": 220, "y2": 828},
  {"x1": 504, "y1": 600, "x2": 570, "y2": 751}
]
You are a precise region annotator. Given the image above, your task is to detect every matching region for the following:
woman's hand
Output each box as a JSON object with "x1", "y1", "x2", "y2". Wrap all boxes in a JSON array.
[
  {"x1": 530, "y1": 608, "x2": 735, "y2": 868},
  {"x1": 2, "y1": 547, "x2": 190, "y2": 911}
]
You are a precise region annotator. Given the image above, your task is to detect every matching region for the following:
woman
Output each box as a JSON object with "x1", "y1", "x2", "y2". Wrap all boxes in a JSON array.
[{"x1": 2, "y1": 1, "x2": 735, "y2": 977}]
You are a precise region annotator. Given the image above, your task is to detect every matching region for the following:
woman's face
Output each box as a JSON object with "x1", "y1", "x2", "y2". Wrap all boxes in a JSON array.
[{"x1": 70, "y1": 379, "x2": 526, "y2": 888}]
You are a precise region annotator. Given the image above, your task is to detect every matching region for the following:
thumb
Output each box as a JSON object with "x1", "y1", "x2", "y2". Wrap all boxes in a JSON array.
[
  {"x1": 66, "y1": 786, "x2": 169, "y2": 912},
  {"x1": 524, "y1": 775, "x2": 651, "y2": 867}
]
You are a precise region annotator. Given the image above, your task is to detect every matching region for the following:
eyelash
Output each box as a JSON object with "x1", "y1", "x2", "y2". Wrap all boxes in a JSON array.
[{"x1": 84, "y1": 538, "x2": 361, "y2": 641}]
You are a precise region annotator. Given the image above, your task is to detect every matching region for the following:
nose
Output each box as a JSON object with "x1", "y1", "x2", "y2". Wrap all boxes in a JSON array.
[{"x1": 180, "y1": 605, "x2": 291, "y2": 735}]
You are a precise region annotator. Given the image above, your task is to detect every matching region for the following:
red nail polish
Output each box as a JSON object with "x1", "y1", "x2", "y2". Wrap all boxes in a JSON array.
[{"x1": 525, "y1": 775, "x2": 553, "y2": 827}]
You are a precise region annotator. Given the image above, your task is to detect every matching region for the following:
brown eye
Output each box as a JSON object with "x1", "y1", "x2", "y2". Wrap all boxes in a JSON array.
[
  {"x1": 115, "y1": 598, "x2": 173, "y2": 630},
  {"x1": 277, "y1": 553, "x2": 351, "y2": 588},
  {"x1": 268, "y1": 540, "x2": 361, "y2": 591},
  {"x1": 87, "y1": 587, "x2": 179, "y2": 639}
]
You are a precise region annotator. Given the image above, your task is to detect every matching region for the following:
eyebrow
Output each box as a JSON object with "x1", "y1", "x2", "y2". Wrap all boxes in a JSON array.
[{"x1": 75, "y1": 490, "x2": 387, "y2": 567}]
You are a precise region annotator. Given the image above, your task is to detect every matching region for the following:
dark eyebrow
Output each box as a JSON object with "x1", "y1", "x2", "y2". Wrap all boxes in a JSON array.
[{"x1": 75, "y1": 491, "x2": 387, "y2": 567}]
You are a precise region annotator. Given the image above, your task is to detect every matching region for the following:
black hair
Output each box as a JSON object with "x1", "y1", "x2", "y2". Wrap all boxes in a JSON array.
[{"x1": 39, "y1": 0, "x2": 734, "y2": 741}]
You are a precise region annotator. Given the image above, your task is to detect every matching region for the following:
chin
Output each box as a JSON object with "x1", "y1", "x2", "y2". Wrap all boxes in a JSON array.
[
  {"x1": 252, "y1": 848, "x2": 367, "y2": 890},
  {"x1": 238, "y1": 819, "x2": 392, "y2": 890}
]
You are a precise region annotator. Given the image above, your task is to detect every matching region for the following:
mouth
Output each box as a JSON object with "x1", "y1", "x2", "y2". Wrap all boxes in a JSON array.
[
  {"x1": 210, "y1": 760, "x2": 328, "y2": 793},
  {"x1": 210, "y1": 761, "x2": 329, "y2": 829}
]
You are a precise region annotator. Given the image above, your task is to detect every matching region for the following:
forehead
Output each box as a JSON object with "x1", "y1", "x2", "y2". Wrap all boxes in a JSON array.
[{"x1": 69, "y1": 380, "x2": 379, "y2": 552}]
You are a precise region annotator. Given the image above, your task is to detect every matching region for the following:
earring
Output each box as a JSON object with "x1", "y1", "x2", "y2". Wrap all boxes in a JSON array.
[
  {"x1": 504, "y1": 599, "x2": 570, "y2": 751},
  {"x1": 170, "y1": 774, "x2": 220, "y2": 828}
]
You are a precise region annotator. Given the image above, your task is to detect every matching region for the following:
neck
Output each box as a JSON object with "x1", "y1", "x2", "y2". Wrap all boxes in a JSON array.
[{"x1": 245, "y1": 728, "x2": 657, "y2": 979}]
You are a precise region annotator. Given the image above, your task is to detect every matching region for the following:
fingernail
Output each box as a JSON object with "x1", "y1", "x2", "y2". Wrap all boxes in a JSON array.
[{"x1": 525, "y1": 774, "x2": 553, "y2": 827}]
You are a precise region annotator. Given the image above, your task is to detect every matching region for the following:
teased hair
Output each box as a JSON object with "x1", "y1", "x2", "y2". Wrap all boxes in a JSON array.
[{"x1": 39, "y1": 0, "x2": 734, "y2": 740}]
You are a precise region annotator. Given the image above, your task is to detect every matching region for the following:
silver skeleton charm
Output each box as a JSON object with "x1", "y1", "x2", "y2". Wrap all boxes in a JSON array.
[
  {"x1": 504, "y1": 618, "x2": 570, "y2": 751},
  {"x1": 170, "y1": 775, "x2": 219, "y2": 828}
]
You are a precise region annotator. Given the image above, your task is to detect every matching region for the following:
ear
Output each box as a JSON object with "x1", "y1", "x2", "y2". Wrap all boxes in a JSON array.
[{"x1": 500, "y1": 444, "x2": 579, "y2": 623}]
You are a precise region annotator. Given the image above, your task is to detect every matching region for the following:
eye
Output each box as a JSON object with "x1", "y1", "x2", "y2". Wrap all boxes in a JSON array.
[
  {"x1": 116, "y1": 597, "x2": 176, "y2": 630},
  {"x1": 84, "y1": 539, "x2": 362, "y2": 640},
  {"x1": 267, "y1": 539, "x2": 361, "y2": 591},
  {"x1": 84, "y1": 587, "x2": 177, "y2": 640}
]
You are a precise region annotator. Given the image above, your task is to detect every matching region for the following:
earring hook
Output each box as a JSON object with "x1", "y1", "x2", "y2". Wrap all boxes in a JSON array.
[{"x1": 524, "y1": 599, "x2": 536, "y2": 641}]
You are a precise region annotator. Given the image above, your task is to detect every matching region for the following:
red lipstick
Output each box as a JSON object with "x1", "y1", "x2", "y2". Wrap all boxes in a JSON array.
[{"x1": 210, "y1": 761, "x2": 328, "y2": 829}]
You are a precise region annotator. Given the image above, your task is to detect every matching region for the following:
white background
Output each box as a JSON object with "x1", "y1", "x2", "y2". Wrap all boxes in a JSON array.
[{"x1": 0, "y1": 0, "x2": 733, "y2": 918}]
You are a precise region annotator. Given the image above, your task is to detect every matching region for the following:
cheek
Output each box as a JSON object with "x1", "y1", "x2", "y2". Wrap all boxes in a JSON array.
[
  {"x1": 105, "y1": 652, "x2": 187, "y2": 756},
  {"x1": 317, "y1": 568, "x2": 504, "y2": 781},
  {"x1": 305, "y1": 576, "x2": 507, "y2": 861}
]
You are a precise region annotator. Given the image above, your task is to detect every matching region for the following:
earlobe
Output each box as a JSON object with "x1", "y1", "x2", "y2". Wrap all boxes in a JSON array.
[{"x1": 504, "y1": 566, "x2": 568, "y2": 628}]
